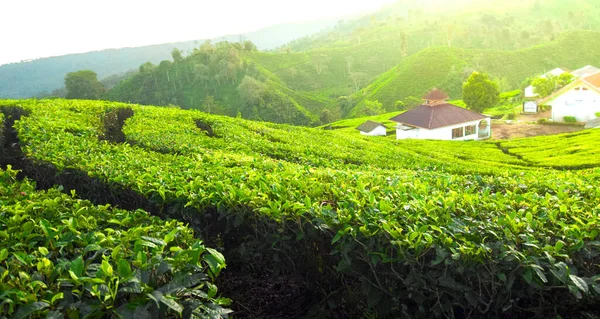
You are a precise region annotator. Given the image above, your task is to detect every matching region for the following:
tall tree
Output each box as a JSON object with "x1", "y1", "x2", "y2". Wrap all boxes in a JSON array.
[
  {"x1": 243, "y1": 40, "x2": 257, "y2": 52},
  {"x1": 65, "y1": 70, "x2": 106, "y2": 100},
  {"x1": 462, "y1": 72, "x2": 499, "y2": 113}
]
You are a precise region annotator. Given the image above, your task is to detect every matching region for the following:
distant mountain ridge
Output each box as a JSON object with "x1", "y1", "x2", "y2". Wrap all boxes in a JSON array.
[{"x1": 0, "y1": 18, "x2": 340, "y2": 98}]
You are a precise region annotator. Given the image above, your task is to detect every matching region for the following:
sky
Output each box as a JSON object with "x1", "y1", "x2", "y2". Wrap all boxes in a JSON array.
[{"x1": 0, "y1": 0, "x2": 396, "y2": 66}]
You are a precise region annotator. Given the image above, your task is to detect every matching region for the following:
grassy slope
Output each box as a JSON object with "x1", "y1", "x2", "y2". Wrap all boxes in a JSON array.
[{"x1": 347, "y1": 30, "x2": 600, "y2": 117}]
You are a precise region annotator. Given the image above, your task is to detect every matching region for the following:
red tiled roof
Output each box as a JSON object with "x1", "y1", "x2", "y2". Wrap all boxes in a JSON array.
[
  {"x1": 583, "y1": 72, "x2": 600, "y2": 89},
  {"x1": 389, "y1": 103, "x2": 488, "y2": 129},
  {"x1": 423, "y1": 88, "x2": 449, "y2": 101}
]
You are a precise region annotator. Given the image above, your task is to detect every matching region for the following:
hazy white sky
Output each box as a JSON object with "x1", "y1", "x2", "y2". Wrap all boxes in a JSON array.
[{"x1": 0, "y1": 0, "x2": 395, "y2": 65}]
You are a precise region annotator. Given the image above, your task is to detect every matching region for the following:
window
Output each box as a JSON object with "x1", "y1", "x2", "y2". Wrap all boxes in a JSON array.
[
  {"x1": 465, "y1": 125, "x2": 477, "y2": 136},
  {"x1": 452, "y1": 127, "x2": 464, "y2": 139}
]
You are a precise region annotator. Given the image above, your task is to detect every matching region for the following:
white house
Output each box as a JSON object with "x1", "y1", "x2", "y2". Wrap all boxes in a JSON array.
[
  {"x1": 539, "y1": 72, "x2": 600, "y2": 123},
  {"x1": 390, "y1": 89, "x2": 491, "y2": 141},
  {"x1": 356, "y1": 120, "x2": 387, "y2": 136},
  {"x1": 524, "y1": 67, "x2": 570, "y2": 98}
]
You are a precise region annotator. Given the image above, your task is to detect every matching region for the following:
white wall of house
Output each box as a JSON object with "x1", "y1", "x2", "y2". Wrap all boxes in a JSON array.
[
  {"x1": 396, "y1": 118, "x2": 491, "y2": 141},
  {"x1": 549, "y1": 85, "x2": 600, "y2": 122},
  {"x1": 524, "y1": 85, "x2": 536, "y2": 98},
  {"x1": 360, "y1": 125, "x2": 387, "y2": 136}
]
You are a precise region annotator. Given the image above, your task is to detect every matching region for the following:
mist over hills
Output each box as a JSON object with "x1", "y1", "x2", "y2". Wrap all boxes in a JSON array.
[
  {"x1": 0, "y1": 17, "x2": 340, "y2": 98},
  {"x1": 2, "y1": 0, "x2": 600, "y2": 125}
]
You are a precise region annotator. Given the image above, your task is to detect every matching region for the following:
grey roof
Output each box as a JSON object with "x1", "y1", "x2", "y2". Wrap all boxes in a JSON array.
[
  {"x1": 389, "y1": 103, "x2": 488, "y2": 129},
  {"x1": 585, "y1": 118, "x2": 600, "y2": 129},
  {"x1": 572, "y1": 65, "x2": 600, "y2": 78},
  {"x1": 356, "y1": 120, "x2": 386, "y2": 133}
]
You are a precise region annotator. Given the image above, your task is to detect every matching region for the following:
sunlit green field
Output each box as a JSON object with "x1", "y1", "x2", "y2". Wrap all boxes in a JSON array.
[{"x1": 1, "y1": 99, "x2": 599, "y2": 318}]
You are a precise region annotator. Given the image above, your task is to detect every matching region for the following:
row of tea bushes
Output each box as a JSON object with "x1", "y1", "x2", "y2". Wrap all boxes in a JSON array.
[{"x1": 0, "y1": 166, "x2": 230, "y2": 318}]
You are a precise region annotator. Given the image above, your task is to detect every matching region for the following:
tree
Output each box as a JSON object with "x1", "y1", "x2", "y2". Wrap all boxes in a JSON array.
[
  {"x1": 363, "y1": 100, "x2": 384, "y2": 116},
  {"x1": 349, "y1": 72, "x2": 368, "y2": 92},
  {"x1": 202, "y1": 95, "x2": 217, "y2": 114},
  {"x1": 400, "y1": 31, "x2": 408, "y2": 57},
  {"x1": 556, "y1": 73, "x2": 575, "y2": 87},
  {"x1": 65, "y1": 70, "x2": 106, "y2": 100},
  {"x1": 320, "y1": 109, "x2": 334, "y2": 124},
  {"x1": 403, "y1": 96, "x2": 422, "y2": 109},
  {"x1": 531, "y1": 76, "x2": 556, "y2": 97},
  {"x1": 139, "y1": 62, "x2": 156, "y2": 73},
  {"x1": 312, "y1": 54, "x2": 330, "y2": 75},
  {"x1": 243, "y1": 40, "x2": 257, "y2": 52},
  {"x1": 462, "y1": 72, "x2": 499, "y2": 112},
  {"x1": 238, "y1": 76, "x2": 266, "y2": 108},
  {"x1": 171, "y1": 48, "x2": 183, "y2": 63},
  {"x1": 532, "y1": 73, "x2": 574, "y2": 97}
]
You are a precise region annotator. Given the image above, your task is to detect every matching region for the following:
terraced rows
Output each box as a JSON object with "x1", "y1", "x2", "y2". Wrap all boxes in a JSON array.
[{"x1": 1, "y1": 99, "x2": 599, "y2": 318}]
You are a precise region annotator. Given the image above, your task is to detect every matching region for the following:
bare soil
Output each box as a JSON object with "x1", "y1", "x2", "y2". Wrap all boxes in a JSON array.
[
  {"x1": 492, "y1": 110, "x2": 585, "y2": 139},
  {"x1": 492, "y1": 122, "x2": 583, "y2": 139}
]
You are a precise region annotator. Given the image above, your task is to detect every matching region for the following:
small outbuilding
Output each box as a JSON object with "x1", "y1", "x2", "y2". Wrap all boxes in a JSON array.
[
  {"x1": 356, "y1": 120, "x2": 387, "y2": 136},
  {"x1": 390, "y1": 89, "x2": 491, "y2": 141}
]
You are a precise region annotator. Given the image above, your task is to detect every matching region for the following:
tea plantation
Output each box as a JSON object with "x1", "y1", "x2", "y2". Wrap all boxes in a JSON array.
[{"x1": 1, "y1": 99, "x2": 599, "y2": 318}]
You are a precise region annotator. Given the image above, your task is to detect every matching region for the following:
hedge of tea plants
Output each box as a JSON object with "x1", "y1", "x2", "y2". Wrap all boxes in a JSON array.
[
  {"x1": 498, "y1": 129, "x2": 600, "y2": 169},
  {"x1": 0, "y1": 166, "x2": 230, "y2": 318},
  {"x1": 2, "y1": 99, "x2": 600, "y2": 318}
]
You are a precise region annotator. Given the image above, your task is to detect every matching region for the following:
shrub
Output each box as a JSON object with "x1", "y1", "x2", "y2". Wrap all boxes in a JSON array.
[
  {"x1": 537, "y1": 118, "x2": 549, "y2": 124},
  {"x1": 564, "y1": 116, "x2": 577, "y2": 123},
  {"x1": 506, "y1": 113, "x2": 517, "y2": 120},
  {"x1": 596, "y1": 112, "x2": 600, "y2": 118},
  {"x1": 0, "y1": 167, "x2": 230, "y2": 318}
]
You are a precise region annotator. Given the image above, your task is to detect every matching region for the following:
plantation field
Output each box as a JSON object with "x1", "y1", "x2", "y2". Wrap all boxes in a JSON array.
[
  {"x1": 1, "y1": 99, "x2": 600, "y2": 318},
  {"x1": 0, "y1": 166, "x2": 230, "y2": 318}
]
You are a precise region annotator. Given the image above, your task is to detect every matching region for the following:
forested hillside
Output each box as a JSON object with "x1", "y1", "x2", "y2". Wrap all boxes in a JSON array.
[
  {"x1": 103, "y1": 0, "x2": 600, "y2": 123},
  {"x1": 0, "y1": 18, "x2": 339, "y2": 99},
  {"x1": 348, "y1": 30, "x2": 600, "y2": 116},
  {"x1": 107, "y1": 29, "x2": 600, "y2": 123},
  {"x1": 106, "y1": 43, "x2": 319, "y2": 125}
]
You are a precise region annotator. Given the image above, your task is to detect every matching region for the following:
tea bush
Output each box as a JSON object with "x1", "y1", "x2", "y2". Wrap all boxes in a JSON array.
[
  {"x1": 564, "y1": 116, "x2": 577, "y2": 123},
  {"x1": 2, "y1": 99, "x2": 600, "y2": 317},
  {"x1": 0, "y1": 166, "x2": 231, "y2": 318}
]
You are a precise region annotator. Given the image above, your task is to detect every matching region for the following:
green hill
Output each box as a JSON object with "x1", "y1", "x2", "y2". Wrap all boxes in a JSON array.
[
  {"x1": 2, "y1": 99, "x2": 600, "y2": 317},
  {"x1": 106, "y1": 43, "x2": 318, "y2": 125},
  {"x1": 0, "y1": 18, "x2": 339, "y2": 99},
  {"x1": 348, "y1": 30, "x2": 600, "y2": 116},
  {"x1": 104, "y1": 0, "x2": 600, "y2": 124}
]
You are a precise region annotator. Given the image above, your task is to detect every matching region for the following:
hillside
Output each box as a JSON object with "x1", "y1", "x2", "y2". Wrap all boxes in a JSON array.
[
  {"x1": 288, "y1": 0, "x2": 600, "y2": 52},
  {"x1": 1, "y1": 99, "x2": 600, "y2": 317},
  {"x1": 0, "y1": 18, "x2": 339, "y2": 99},
  {"x1": 106, "y1": 0, "x2": 600, "y2": 124},
  {"x1": 106, "y1": 30, "x2": 600, "y2": 125},
  {"x1": 348, "y1": 30, "x2": 600, "y2": 116},
  {"x1": 105, "y1": 42, "x2": 319, "y2": 125}
]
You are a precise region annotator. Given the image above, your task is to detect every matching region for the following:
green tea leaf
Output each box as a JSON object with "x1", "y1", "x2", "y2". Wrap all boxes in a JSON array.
[
  {"x1": 70, "y1": 256, "x2": 85, "y2": 277},
  {"x1": 160, "y1": 296, "x2": 183, "y2": 314},
  {"x1": 570, "y1": 275, "x2": 589, "y2": 293},
  {"x1": 117, "y1": 259, "x2": 132, "y2": 278},
  {"x1": 11, "y1": 301, "x2": 50, "y2": 319},
  {"x1": 0, "y1": 249, "x2": 8, "y2": 263}
]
